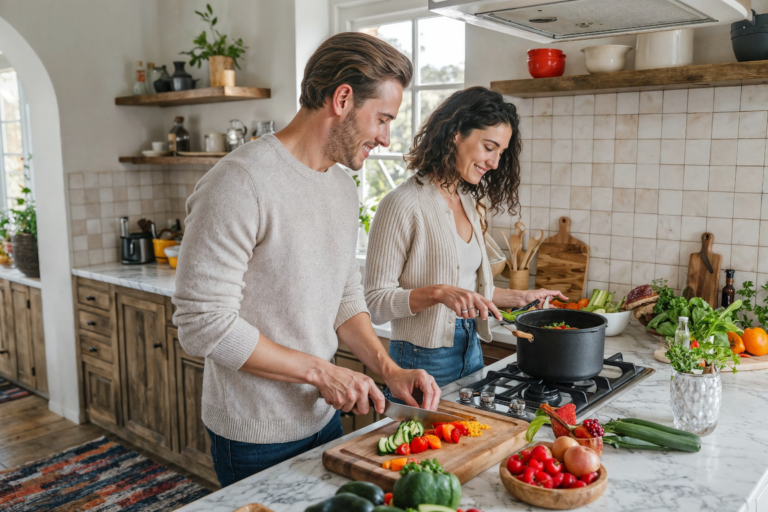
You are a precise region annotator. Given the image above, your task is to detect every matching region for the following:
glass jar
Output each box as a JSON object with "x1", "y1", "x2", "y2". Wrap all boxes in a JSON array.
[{"x1": 670, "y1": 366, "x2": 722, "y2": 436}]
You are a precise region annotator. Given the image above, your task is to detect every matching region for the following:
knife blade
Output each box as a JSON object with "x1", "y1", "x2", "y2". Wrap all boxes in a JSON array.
[
  {"x1": 380, "y1": 398, "x2": 467, "y2": 427},
  {"x1": 700, "y1": 249, "x2": 714, "y2": 273}
]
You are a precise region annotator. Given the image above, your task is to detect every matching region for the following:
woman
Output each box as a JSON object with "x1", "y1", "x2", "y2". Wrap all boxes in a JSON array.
[{"x1": 364, "y1": 86, "x2": 566, "y2": 389}]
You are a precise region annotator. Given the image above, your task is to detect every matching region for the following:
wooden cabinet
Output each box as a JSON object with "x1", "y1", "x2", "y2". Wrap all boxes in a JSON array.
[
  {"x1": 0, "y1": 281, "x2": 47, "y2": 395},
  {"x1": 116, "y1": 291, "x2": 172, "y2": 450},
  {"x1": 82, "y1": 356, "x2": 120, "y2": 426}
]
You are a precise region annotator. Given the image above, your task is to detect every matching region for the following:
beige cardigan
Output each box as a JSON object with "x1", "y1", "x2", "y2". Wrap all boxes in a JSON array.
[{"x1": 364, "y1": 175, "x2": 496, "y2": 348}]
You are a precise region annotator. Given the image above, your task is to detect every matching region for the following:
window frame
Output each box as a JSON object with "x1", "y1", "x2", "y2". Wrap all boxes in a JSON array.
[
  {"x1": 352, "y1": 11, "x2": 465, "y2": 204},
  {"x1": 0, "y1": 69, "x2": 33, "y2": 208}
]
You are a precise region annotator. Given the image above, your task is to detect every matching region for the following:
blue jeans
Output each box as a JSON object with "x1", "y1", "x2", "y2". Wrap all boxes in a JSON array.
[
  {"x1": 386, "y1": 318, "x2": 484, "y2": 401},
  {"x1": 207, "y1": 410, "x2": 342, "y2": 487}
]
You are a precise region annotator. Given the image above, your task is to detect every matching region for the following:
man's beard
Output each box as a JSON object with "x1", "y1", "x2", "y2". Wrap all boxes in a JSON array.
[{"x1": 324, "y1": 107, "x2": 366, "y2": 170}]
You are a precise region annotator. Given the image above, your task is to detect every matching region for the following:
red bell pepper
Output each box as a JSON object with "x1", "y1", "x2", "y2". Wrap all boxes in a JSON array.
[
  {"x1": 424, "y1": 434, "x2": 442, "y2": 449},
  {"x1": 450, "y1": 427, "x2": 461, "y2": 444},
  {"x1": 691, "y1": 340, "x2": 700, "y2": 348},
  {"x1": 384, "y1": 493, "x2": 393, "y2": 506},
  {"x1": 451, "y1": 422, "x2": 469, "y2": 436},
  {"x1": 438, "y1": 423, "x2": 456, "y2": 443},
  {"x1": 395, "y1": 442, "x2": 411, "y2": 455},
  {"x1": 410, "y1": 436, "x2": 429, "y2": 454}
]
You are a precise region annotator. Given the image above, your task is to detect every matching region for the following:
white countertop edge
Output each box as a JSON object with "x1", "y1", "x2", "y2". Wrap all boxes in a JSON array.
[
  {"x1": 71, "y1": 265, "x2": 175, "y2": 297},
  {"x1": 0, "y1": 266, "x2": 41, "y2": 289}
]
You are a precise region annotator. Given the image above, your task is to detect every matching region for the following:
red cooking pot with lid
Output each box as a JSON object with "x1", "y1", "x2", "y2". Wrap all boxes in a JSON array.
[{"x1": 527, "y1": 48, "x2": 566, "y2": 78}]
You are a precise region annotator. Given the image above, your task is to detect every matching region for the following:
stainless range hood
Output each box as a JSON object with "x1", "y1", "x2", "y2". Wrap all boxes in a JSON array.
[{"x1": 429, "y1": 0, "x2": 751, "y2": 42}]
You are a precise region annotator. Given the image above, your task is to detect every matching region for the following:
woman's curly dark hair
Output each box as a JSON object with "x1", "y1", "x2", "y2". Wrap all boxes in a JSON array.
[{"x1": 405, "y1": 86, "x2": 522, "y2": 231}]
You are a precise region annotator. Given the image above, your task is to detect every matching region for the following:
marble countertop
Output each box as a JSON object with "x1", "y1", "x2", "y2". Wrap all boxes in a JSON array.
[
  {"x1": 70, "y1": 263, "x2": 518, "y2": 344},
  {"x1": 177, "y1": 322, "x2": 768, "y2": 512},
  {"x1": 0, "y1": 266, "x2": 41, "y2": 289}
]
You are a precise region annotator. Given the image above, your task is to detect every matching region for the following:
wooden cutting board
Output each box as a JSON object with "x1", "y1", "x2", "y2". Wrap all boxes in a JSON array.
[
  {"x1": 534, "y1": 216, "x2": 589, "y2": 300},
  {"x1": 654, "y1": 347, "x2": 768, "y2": 371},
  {"x1": 322, "y1": 401, "x2": 528, "y2": 492},
  {"x1": 687, "y1": 232, "x2": 721, "y2": 308}
]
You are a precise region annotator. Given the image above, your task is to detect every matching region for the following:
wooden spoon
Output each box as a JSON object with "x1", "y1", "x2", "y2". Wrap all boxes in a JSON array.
[
  {"x1": 508, "y1": 234, "x2": 523, "y2": 271},
  {"x1": 520, "y1": 230, "x2": 544, "y2": 270},
  {"x1": 500, "y1": 230, "x2": 514, "y2": 255},
  {"x1": 515, "y1": 221, "x2": 526, "y2": 239}
]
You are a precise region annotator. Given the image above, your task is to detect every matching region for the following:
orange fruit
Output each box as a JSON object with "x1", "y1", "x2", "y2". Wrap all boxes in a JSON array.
[
  {"x1": 565, "y1": 303, "x2": 580, "y2": 310},
  {"x1": 727, "y1": 332, "x2": 745, "y2": 354},
  {"x1": 742, "y1": 327, "x2": 768, "y2": 357}
]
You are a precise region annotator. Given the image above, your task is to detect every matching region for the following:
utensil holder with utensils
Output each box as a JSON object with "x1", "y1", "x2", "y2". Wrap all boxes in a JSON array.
[
  {"x1": 501, "y1": 222, "x2": 543, "y2": 290},
  {"x1": 509, "y1": 269, "x2": 529, "y2": 291}
]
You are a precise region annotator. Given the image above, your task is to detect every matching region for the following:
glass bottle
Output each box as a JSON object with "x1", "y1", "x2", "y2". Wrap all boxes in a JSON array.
[
  {"x1": 675, "y1": 317, "x2": 690, "y2": 349},
  {"x1": 721, "y1": 269, "x2": 735, "y2": 308},
  {"x1": 252, "y1": 120, "x2": 275, "y2": 140},
  {"x1": 145, "y1": 62, "x2": 156, "y2": 94},
  {"x1": 133, "y1": 60, "x2": 147, "y2": 95},
  {"x1": 168, "y1": 116, "x2": 190, "y2": 155}
]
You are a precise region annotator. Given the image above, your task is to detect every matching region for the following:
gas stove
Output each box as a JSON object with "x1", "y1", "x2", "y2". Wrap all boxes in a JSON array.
[{"x1": 443, "y1": 353, "x2": 654, "y2": 422}]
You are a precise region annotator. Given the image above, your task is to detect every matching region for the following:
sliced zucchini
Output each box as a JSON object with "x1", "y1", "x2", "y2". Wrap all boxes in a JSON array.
[{"x1": 377, "y1": 437, "x2": 390, "y2": 455}]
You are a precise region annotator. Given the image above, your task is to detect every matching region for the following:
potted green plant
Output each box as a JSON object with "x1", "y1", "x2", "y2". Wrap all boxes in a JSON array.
[
  {"x1": 9, "y1": 181, "x2": 38, "y2": 278},
  {"x1": 181, "y1": 4, "x2": 248, "y2": 87}
]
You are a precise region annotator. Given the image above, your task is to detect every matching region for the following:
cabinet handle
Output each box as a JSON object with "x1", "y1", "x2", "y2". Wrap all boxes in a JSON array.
[
  {"x1": 153, "y1": 343, "x2": 162, "y2": 349},
  {"x1": 0, "y1": 350, "x2": 8, "y2": 355},
  {"x1": 86, "y1": 321, "x2": 96, "y2": 326},
  {"x1": 87, "y1": 346, "x2": 97, "y2": 353},
  {"x1": 85, "y1": 295, "x2": 95, "y2": 301}
]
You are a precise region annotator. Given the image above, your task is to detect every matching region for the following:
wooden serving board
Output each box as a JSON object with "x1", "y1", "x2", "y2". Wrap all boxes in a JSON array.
[
  {"x1": 534, "y1": 217, "x2": 589, "y2": 300},
  {"x1": 322, "y1": 401, "x2": 528, "y2": 492},
  {"x1": 654, "y1": 347, "x2": 768, "y2": 371},
  {"x1": 687, "y1": 232, "x2": 721, "y2": 308}
]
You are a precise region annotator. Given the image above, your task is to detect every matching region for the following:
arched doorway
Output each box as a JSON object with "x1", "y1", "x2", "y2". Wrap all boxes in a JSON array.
[{"x1": 0, "y1": 15, "x2": 79, "y2": 423}]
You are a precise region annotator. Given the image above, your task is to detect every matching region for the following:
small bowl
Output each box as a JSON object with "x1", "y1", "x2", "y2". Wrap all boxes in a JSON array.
[
  {"x1": 164, "y1": 246, "x2": 180, "y2": 269},
  {"x1": 168, "y1": 256, "x2": 178, "y2": 269},
  {"x1": 596, "y1": 310, "x2": 631, "y2": 337},
  {"x1": 153, "y1": 239, "x2": 178, "y2": 263},
  {"x1": 581, "y1": 44, "x2": 633, "y2": 74},
  {"x1": 527, "y1": 49, "x2": 566, "y2": 78},
  {"x1": 500, "y1": 460, "x2": 608, "y2": 510}
]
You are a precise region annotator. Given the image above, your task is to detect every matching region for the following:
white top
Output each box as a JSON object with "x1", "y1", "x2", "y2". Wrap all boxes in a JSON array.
[{"x1": 454, "y1": 228, "x2": 481, "y2": 294}]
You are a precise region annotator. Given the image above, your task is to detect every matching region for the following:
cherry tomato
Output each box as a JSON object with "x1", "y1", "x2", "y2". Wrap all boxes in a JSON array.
[
  {"x1": 570, "y1": 480, "x2": 588, "y2": 488},
  {"x1": 410, "y1": 436, "x2": 429, "y2": 454},
  {"x1": 543, "y1": 458, "x2": 562, "y2": 475},
  {"x1": 551, "y1": 472, "x2": 565, "y2": 488},
  {"x1": 507, "y1": 457, "x2": 524, "y2": 475},
  {"x1": 530, "y1": 445, "x2": 552, "y2": 462},
  {"x1": 580, "y1": 471, "x2": 599, "y2": 485},
  {"x1": 384, "y1": 492, "x2": 393, "y2": 505},
  {"x1": 691, "y1": 340, "x2": 700, "y2": 348},
  {"x1": 395, "y1": 443, "x2": 411, "y2": 455},
  {"x1": 536, "y1": 470, "x2": 554, "y2": 488},
  {"x1": 527, "y1": 458, "x2": 543, "y2": 472},
  {"x1": 560, "y1": 472, "x2": 577, "y2": 489},
  {"x1": 520, "y1": 448, "x2": 532, "y2": 464},
  {"x1": 518, "y1": 467, "x2": 537, "y2": 484}
]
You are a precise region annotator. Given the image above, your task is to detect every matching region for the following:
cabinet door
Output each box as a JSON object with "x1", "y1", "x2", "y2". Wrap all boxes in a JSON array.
[
  {"x1": 171, "y1": 329, "x2": 213, "y2": 468},
  {"x1": 11, "y1": 283, "x2": 34, "y2": 388},
  {"x1": 117, "y1": 292, "x2": 172, "y2": 449},
  {"x1": 0, "y1": 280, "x2": 16, "y2": 379},
  {"x1": 83, "y1": 357, "x2": 120, "y2": 426},
  {"x1": 29, "y1": 288, "x2": 47, "y2": 394}
]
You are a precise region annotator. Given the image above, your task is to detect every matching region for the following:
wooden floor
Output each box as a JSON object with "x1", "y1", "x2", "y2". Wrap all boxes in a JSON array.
[{"x1": 0, "y1": 394, "x2": 218, "y2": 491}]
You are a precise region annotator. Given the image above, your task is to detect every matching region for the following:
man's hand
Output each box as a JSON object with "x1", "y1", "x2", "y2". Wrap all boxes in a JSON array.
[
  {"x1": 308, "y1": 361, "x2": 385, "y2": 416},
  {"x1": 383, "y1": 367, "x2": 441, "y2": 411}
]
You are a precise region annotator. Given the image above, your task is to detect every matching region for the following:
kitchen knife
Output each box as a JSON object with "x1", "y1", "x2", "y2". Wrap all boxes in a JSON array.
[
  {"x1": 379, "y1": 398, "x2": 467, "y2": 427},
  {"x1": 700, "y1": 247, "x2": 714, "y2": 273}
]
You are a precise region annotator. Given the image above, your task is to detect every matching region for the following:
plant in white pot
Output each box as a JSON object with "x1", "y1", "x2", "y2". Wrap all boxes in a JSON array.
[{"x1": 181, "y1": 4, "x2": 248, "y2": 88}]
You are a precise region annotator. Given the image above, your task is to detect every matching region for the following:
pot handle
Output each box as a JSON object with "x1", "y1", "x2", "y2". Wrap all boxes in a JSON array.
[{"x1": 512, "y1": 330, "x2": 534, "y2": 342}]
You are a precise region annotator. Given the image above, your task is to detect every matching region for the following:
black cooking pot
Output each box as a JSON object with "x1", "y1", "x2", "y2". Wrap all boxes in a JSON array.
[
  {"x1": 513, "y1": 309, "x2": 606, "y2": 382},
  {"x1": 731, "y1": 10, "x2": 768, "y2": 62}
]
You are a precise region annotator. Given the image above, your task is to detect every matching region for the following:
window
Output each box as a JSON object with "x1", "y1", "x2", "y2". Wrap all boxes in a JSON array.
[
  {"x1": 356, "y1": 15, "x2": 464, "y2": 206},
  {"x1": 0, "y1": 67, "x2": 32, "y2": 209}
]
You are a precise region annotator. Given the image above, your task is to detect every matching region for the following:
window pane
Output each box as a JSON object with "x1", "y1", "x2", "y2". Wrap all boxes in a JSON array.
[
  {"x1": 418, "y1": 17, "x2": 465, "y2": 85},
  {"x1": 420, "y1": 89, "x2": 455, "y2": 126},
  {"x1": 359, "y1": 20, "x2": 412, "y2": 60},
  {"x1": 372, "y1": 89, "x2": 412, "y2": 155},
  {"x1": 4, "y1": 155, "x2": 24, "y2": 208},
  {"x1": 3, "y1": 122, "x2": 22, "y2": 154},
  {"x1": 363, "y1": 158, "x2": 409, "y2": 204},
  {"x1": 0, "y1": 71, "x2": 20, "y2": 121}
]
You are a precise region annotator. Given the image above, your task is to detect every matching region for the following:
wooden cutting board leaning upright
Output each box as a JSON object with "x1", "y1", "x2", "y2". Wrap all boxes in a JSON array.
[
  {"x1": 686, "y1": 232, "x2": 721, "y2": 308},
  {"x1": 534, "y1": 216, "x2": 590, "y2": 300},
  {"x1": 322, "y1": 401, "x2": 528, "y2": 492}
]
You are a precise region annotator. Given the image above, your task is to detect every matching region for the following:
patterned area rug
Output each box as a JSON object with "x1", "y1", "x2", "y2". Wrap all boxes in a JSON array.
[
  {"x1": 0, "y1": 436, "x2": 211, "y2": 511},
  {"x1": 0, "y1": 379, "x2": 29, "y2": 404}
]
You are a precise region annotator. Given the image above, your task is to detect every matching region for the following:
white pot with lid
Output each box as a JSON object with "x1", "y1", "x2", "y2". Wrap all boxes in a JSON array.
[{"x1": 635, "y1": 28, "x2": 694, "y2": 70}]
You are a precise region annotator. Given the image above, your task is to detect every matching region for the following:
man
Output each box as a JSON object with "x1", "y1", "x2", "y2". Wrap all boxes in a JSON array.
[{"x1": 173, "y1": 32, "x2": 440, "y2": 487}]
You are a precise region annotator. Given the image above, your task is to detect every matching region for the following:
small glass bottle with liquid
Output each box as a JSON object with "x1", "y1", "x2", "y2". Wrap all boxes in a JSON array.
[
  {"x1": 133, "y1": 60, "x2": 147, "y2": 95},
  {"x1": 721, "y1": 269, "x2": 736, "y2": 308},
  {"x1": 675, "y1": 316, "x2": 690, "y2": 349},
  {"x1": 168, "y1": 116, "x2": 190, "y2": 155}
]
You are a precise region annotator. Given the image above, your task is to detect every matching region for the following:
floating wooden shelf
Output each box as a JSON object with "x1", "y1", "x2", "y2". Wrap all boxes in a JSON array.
[
  {"x1": 119, "y1": 156, "x2": 223, "y2": 165},
  {"x1": 491, "y1": 60, "x2": 768, "y2": 98},
  {"x1": 115, "y1": 86, "x2": 271, "y2": 107}
]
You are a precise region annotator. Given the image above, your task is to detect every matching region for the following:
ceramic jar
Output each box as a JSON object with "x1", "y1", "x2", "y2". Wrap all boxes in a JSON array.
[{"x1": 635, "y1": 29, "x2": 694, "y2": 70}]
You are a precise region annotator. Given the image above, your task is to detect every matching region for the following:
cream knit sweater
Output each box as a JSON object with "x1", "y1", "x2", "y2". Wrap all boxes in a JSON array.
[
  {"x1": 173, "y1": 135, "x2": 368, "y2": 444},
  {"x1": 364, "y1": 175, "x2": 495, "y2": 348}
]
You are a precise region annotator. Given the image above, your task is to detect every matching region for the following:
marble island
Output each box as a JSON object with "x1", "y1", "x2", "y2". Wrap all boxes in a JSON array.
[{"x1": 177, "y1": 323, "x2": 768, "y2": 512}]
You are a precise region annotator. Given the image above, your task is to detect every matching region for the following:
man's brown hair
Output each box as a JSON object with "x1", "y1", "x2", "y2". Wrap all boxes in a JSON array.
[{"x1": 300, "y1": 32, "x2": 413, "y2": 110}]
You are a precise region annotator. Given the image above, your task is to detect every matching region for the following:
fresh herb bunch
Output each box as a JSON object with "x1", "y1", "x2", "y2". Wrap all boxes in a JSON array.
[
  {"x1": 399, "y1": 458, "x2": 445, "y2": 476},
  {"x1": 0, "y1": 156, "x2": 36, "y2": 240},
  {"x1": 663, "y1": 335, "x2": 741, "y2": 374},
  {"x1": 651, "y1": 278, "x2": 676, "y2": 315},
  {"x1": 181, "y1": 4, "x2": 248, "y2": 69},
  {"x1": 358, "y1": 199, "x2": 378, "y2": 234},
  {"x1": 735, "y1": 280, "x2": 768, "y2": 329},
  {"x1": 648, "y1": 295, "x2": 691, "y2": 336},
  {"x1": 688, "y1": 298, "x2": 742, "y2": 346}
]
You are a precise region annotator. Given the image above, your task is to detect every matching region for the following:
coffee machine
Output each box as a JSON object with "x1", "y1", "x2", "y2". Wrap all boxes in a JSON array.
[{"x1": 120, "y1": 217, "x2": 155, "y2": 265}]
